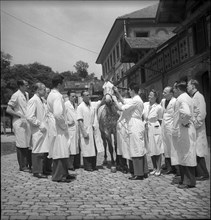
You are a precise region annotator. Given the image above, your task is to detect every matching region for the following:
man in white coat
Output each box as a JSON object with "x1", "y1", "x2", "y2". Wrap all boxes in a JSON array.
[
  {"x1": 65, "y1": 90, "x2": 80, "y2": 171},
  {"x1": 26, "y1": 82, "x2": 48, "y2": 178},
  {"x1": 187, "y1": 79, "x2": 209, "y2": 181},
  {"x1": 160, "y1": 86, "x2": 177, "y2": 175},
  {"x1": 6, "y1": 80, "x2": 31, "y2": 172},
  {"x1": 77, "y1": 90, "x2": 104, "y2": 172},
  {"x1": 47, "y1": 75, "x2": 75, "y2": 183},
  {"x1": 172, "y1": 80, "x2": 197, "y2": 189},
  {"x1": 112, "y1": 83, "x2": 148, "y2": 180}
]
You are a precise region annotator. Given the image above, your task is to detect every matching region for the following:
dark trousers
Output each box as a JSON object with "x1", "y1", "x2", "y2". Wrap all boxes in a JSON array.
[
  {"x1": 196, "y1": 156, "x2": 209, "y2": 178},
  {"x1": 132, "y1": 154, "x2": 148, "y2": 176},
  {"x1": 129, "y1": 159, "x2": 134, "y2": 174},
  {"x1": 27, "y1": 149, "x2": 32, "y2": 169},
  {"x1": 74, "y1": 152, "x2": 81, "y2": 169},
  {"x1": 83, "y1": 133, "x2": 97, "y2": 170},
  {"x1": 83, "y1": 156, "x2": 97, "y2": 170},
  {"x1": 116, "y1": 155, "x2": 128, "y2": 171},
  {"x1": 16, "y1": 147, "x2": 29, "y2": 171},
  {"x1": 52, "y1": 158, "x2": 69, "y2": 181},
  {"x1": 32, "y1": 153, "x2": 45, "y2": 174},
  {"x1": 43, "y1": 153, "x2": 52, "y2": 173},
  {"x1": 179, "y1": 165, "x2": 196, "y2": 186},
  {"x1": 68, "y1": 154, "x2": 80, "y2": 170}
]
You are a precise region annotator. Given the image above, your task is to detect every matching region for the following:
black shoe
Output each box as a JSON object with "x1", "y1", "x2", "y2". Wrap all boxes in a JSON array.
[
  {"x1": 196, "y1": 176, "x2": 209, "y2": 181},
  {"x1": 55, "y1": 178, "x2": 73, "y2": 183},
  {"x1": 20, "y1": 168, "x2": 30, "y2": 172},
  {"x1": 164, "y1": 169, "x2": 174, "y2": 175},
  {"x1": 67, "y1": 174, "x2": 76, "y2": 180},
  {"x1": 128, "y1": 175, "x2": 144, "y2": 180},
  {"x1": 85, "y1": 168, "x2": 94, "y2": 172},
  {"x1": 43, "y1": 171, "x2": 52, "y2": 175},
  {"x1": 177, "y1": 184, "x2": 195, "y2": 189},
  {"x1": 144, "y1": 173, "x2": 148, "y2": 179},
  {"x1": 33, "y1": 173, "x2": 48, "y2": 178},
  {"x1": 68, "y1": 168, "x2": 75, "y2": 171},
  {"x1": 93, "y1": 167, "x2": 98, "y2": 171}
]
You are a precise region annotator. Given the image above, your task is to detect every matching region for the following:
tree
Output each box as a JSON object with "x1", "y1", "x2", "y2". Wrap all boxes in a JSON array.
[
  {"x1": 1, "y1": 51, "x2": 12, "y2": 70},
  {"x1": 74, "y1": 60, "x2": 89, "y2": 78}
]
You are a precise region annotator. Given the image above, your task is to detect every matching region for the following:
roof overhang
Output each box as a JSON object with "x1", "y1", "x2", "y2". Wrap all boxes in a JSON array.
[{"x1": 156, "y1": 0, "x2": 186, "y2": 23}]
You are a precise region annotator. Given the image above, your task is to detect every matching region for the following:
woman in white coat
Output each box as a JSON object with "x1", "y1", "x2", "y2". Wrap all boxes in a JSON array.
[
  {"x1": 143, "y1": 89, "x2": 164, "y2": 176},
  {"x1": 187, "y1": 79, "x2": 209, "y2": 181},
  {"x1": 172, "y1": 80, "x2": 197, "y2": 189},
  {"x1": 113, "y1": 83, "x2": 148, "y2": 180}
]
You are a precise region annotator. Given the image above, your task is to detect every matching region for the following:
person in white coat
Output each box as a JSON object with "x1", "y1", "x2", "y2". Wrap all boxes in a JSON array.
[
  {"x1": 65, "y1": 90, "x2": 80, "y2": 171},
  {"x1": 26, "y1": 82, "x2": 48, "y2": 178},
  {"x1": 187, "y1": 79, "x2": 209, "y2": 181},
  {"x1": 143, "y1": 89, "x2": 164, "y2": 177},
  {"x1": 6, "y1": 80, "x2": 31, "y2": 172},
  {"x1": 112, "y1": 83, "x2": 148, "y2": 180},
  {"x1": 47, "y1": 75, "x2": 75, "y2": 183},
  {"x1": 77, "y1": 91, "x2": 104, "y2": 172},
  {"x1": 42, "y1": 87, "x2": 52, "y2": 175},
  {"x1": 172, "y1": 80, "x2": 197, "y2": 189},
  {"x1": 160, "y1": 86, "x2": 177, "y2": 175}
]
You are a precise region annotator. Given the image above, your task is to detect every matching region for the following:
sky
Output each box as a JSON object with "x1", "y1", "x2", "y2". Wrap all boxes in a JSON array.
[{"x1": 1, "y1": 0, "x2": 158, "y2": 79}]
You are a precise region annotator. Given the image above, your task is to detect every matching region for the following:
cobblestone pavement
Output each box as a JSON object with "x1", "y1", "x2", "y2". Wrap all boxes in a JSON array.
[{"x1": 1, "y1": 136, "x2": 210, "y2": 220}]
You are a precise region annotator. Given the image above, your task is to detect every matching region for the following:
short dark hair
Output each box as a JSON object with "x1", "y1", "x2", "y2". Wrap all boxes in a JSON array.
[
  {"x1": 81, "y1": 90, "x2": 89, "y2": 96},
  {"x1": 67, "y1": 90, "x2": 75, "y2": 96},
  {"x1": 52, "y1": 74, "x2": 64, "y2": 88},
  {"x1": 128, "y1": 82, "x2": 139, "y2": 94},
  {"x1": 17, "y1": 80, "x2": 26, "y2": 87},
  {"x1": 174, "y1": 80, "x2": 187, "y2": 92},
  {"x1": 150, "y1": 89, "x2": 160, "y2": 103}
]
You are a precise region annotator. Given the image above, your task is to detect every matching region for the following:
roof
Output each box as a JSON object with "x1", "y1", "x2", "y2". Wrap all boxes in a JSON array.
[
  {"x1": 124, "y1": 34, "x2": 175, "y2": 49},
  {"x1": 118, "y1": 3, "x2": 159, "y2": 19},
  {"x1": 96, "y1": 3, "x2": 159, "y2": 64}
]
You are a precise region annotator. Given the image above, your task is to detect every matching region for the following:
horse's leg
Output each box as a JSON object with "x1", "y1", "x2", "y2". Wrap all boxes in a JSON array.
[
  {"x1": 113, "y1": 130, "x2": 120, "y2": 170},
  {"x1": 101, "y1": 132, "x2": 108, "y2": 165},
  {"x1": 106, "y1": 132, "x2": 115, "y2": 166}
]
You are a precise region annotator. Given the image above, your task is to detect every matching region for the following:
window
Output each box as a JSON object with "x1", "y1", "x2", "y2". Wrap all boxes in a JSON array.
[
  {"x1": 136, "y1": 32, "x2": 149, "y2": 37},
  {"x1": 116, "y1": 44, "x2": 120, "y2": 59},
  {"x1": 113, "y1": 50, "x2": 116, "y2": 64},
  {"x1": 193, "y1": 17, "x2": 207, "y2": 54}
]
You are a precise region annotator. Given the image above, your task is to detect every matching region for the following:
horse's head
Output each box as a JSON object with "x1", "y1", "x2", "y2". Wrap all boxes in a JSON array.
[{"x1": 104, "y1": 93, "x2": 113, "y2": 107}]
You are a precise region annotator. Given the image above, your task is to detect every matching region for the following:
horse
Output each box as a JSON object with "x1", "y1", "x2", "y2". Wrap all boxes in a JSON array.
[{"x1": 98, "y1": 96, "x2": 120, "y2": 167}]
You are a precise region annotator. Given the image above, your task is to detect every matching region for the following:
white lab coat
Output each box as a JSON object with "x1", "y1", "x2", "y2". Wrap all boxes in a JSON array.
[
  {"x1": 116, "y1": 99, "x2": 133, "y2": 160},
  {"x1": 172, "y1": 92, "x2": 197, "y2": 167},
  {"x1": 143, "y1": 102, "x2": 164, "y2": 156},
  {"x1": 7, "y1": 89, "x2": 31, "y2": 148},
  {"x1": 160, "y1": 97, "x2": 176, "y2": 158},
  {"x1": 47, "y1": 89, "x2": 70, "y2": 159},
  {"x1": 26, "y1": 94, "x2": 49, "y2": 153},
  {"x1": 77, "y1": 101, "x2": 104, "y2": 157},
  {"x1": 65, "y1": 100, "x2": 79, "y2": 155},
  {"x1": 192, "y1": 91, "x2": 209, "y2": 157},
  {"x1": 120, "y1": 95, "x2": 146, "y2": 157}
]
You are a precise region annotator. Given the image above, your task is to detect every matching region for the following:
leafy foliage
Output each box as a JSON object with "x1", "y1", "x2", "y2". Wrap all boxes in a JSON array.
[{"x1": 1, "y1": 51, "x2": 98, "y2": 104}]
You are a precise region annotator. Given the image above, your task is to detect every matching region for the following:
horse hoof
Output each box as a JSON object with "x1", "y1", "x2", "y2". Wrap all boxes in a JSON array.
[{"x1": 111, "y1": 166, "x2": 117, "y2": 173}]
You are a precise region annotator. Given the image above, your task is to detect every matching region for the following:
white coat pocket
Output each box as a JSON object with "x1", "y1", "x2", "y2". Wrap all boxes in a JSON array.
[{"x1": 153, "y1": 125, "x2": 161, "y2": 135}]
